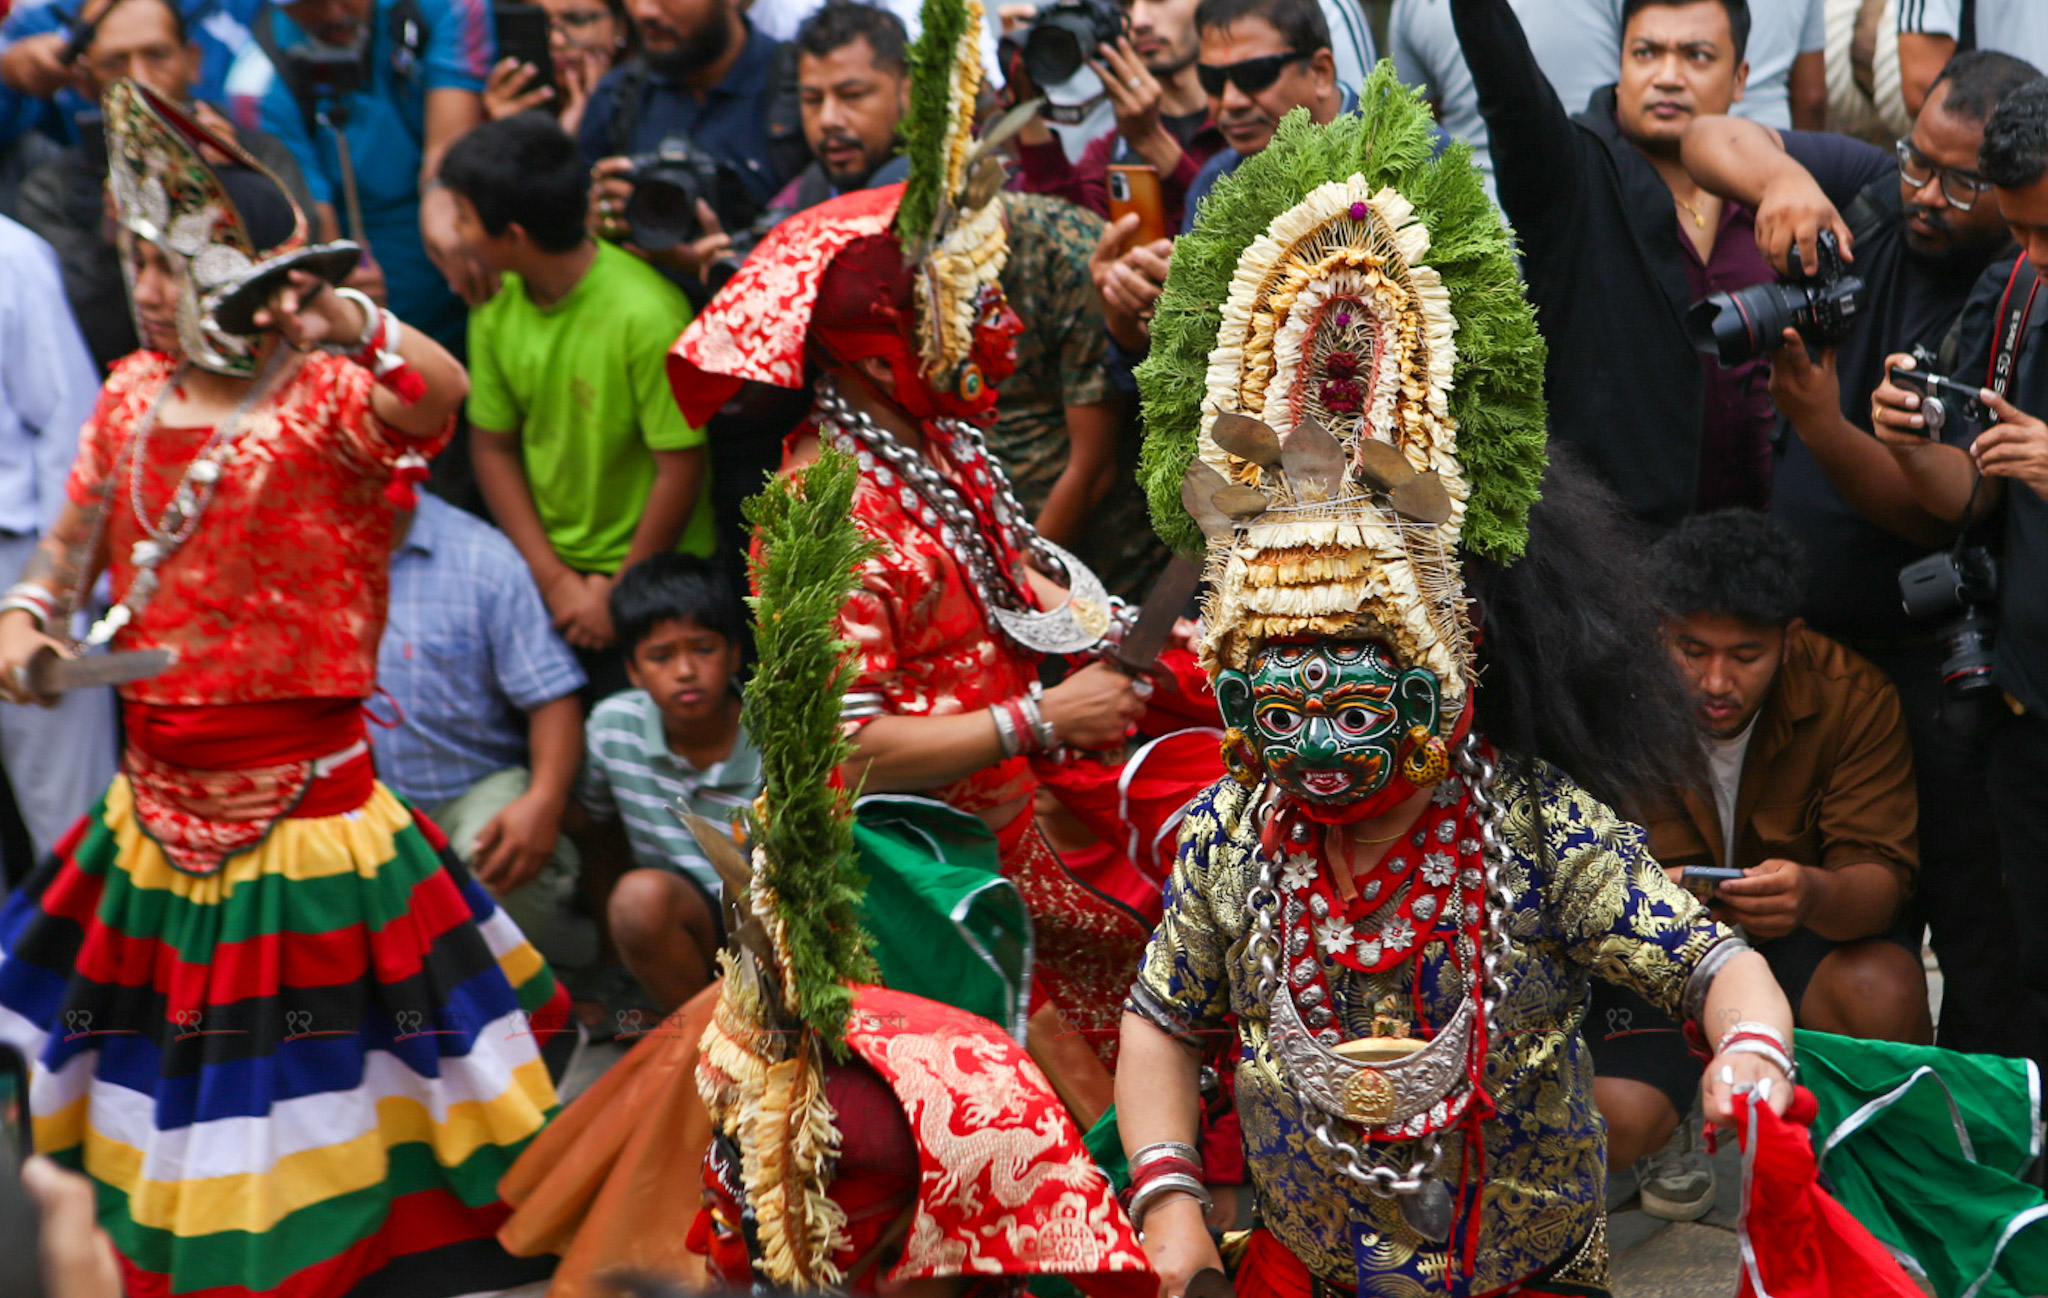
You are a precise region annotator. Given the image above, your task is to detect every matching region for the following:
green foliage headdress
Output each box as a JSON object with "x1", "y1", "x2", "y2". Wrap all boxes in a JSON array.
[{"x1": 1137, "y1": 65, "x2": 1549, "y2": 719}]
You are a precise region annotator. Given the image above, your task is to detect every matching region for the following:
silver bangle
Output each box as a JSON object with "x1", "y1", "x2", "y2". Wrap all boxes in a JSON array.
[
  {"x1": 1716, "y1": 1020, "x2": 1790, "y2": 1055},
  {"x1": 1717, "y1": 1037, "x2": 1796, "y2": 1079},
  {"x1": 1129, "y1": 1141, "x2": 1202, "y2": 1174},
  {"x1": 1025, "y1": 680, "x2": 1059, "y2": 751},
  {"x1": 328, "y1": 286, "x2": 381, "y2": 351},
  {"x1": 1128, "y1": 1172, "x2": 1211, "y2": 1232},
  {"x1": 990, "y1": 703, "x2": 1022, "y2": 758}
]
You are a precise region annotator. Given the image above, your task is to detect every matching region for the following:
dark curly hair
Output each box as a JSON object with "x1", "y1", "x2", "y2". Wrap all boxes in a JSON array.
[
  {"x1": 1464, "y1": 454, "x2": 1706, "y2": 819},
  {"x1": 1647, "y1": 508, "x2": 1807, "y2": 629},
  {"x1": 1980, "y1": 75, "x2": 2048, "y2": 189}
]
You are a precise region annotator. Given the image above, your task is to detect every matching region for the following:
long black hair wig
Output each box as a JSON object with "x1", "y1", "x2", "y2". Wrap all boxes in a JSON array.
[{"x1": 1463, "y1": 452, "x2": 1705, "y2": 820}]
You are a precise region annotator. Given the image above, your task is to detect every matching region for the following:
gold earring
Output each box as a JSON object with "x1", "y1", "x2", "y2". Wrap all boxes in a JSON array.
[
  {"x1": 1222, "y1": 728, "x2": 1263, "y2": 787},
  {"x1": 1400, "y1": 724, "x2": 1449, "y2": 786}
]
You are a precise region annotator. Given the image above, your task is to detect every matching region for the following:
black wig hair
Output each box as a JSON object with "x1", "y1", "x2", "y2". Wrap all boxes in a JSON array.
[{"x1": 1463, "y1": 453, "x2": 1706, "y2": 819}]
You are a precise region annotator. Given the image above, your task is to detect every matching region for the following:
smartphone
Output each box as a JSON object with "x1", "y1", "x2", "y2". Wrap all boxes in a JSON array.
[
  {"x1": 492, "y1": 3, "x2": 557, "y2": 100},
  {"x1": 1679, "y1": 865, "x2": 1744, "y2": 903},
  {"x1": 1886, "y1": 365, "x2": 1992, "y2": 441},
  {"x1": 1107, "y1": 164, "x2": 1166, "y2": 247}
]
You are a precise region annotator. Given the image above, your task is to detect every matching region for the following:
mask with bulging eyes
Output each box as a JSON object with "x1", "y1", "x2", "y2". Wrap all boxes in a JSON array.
[
  {"x1": 1216, "y1": 639, "x2": 1444, "y2": 821},
  {"x1": 935, "y1": 283, "x2": 1021, "y2": 418}
]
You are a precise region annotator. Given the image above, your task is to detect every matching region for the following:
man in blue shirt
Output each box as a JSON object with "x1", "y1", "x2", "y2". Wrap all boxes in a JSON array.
[
  {"x1": 373, "y1": 493, "x2": 591, "y2": 963},
  {"x1": 0, "y1": 0, "x2": 258, "y2": 155},
  {"x1": 226, "y1": 0, "x2": 494, "y2": 349},
  {"x1": 0, "y1": 217, "x2": 114, "y2": 867},
  {"x1": 584, "y1": 0, "x2": 805, "y2": 280}
]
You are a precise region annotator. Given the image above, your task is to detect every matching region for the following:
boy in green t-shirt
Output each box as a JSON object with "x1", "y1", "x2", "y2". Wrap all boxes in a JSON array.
[{"x1": 441, "y1": 113, "x2": 712, "y2": 699}]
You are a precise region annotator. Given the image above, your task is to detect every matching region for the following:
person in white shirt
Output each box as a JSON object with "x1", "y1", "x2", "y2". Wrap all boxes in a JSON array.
[
  {"x1": 1899, "y1": 0, "x2": 2048, "y2": 117},
  {"x1": 1731, "y1": 0, "x2": 1825, "y2": 129},
  {"x1": 0, "y1": 217, "x2": 114, "y2": 868},
  {"x1": 1390, "y1": 0, "x2": 1622, "y2": 201}
]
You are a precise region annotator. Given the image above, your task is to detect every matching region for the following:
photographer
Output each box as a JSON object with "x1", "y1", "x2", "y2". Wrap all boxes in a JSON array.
[
  {"x1": 481, "y1": 0, "x2": 634, "y2": 137},
  {"x1": 581, "y1": 0, "x2": 804, "y2": 282},
  {"x1": 1087, "y1": 0, "x2": 1349, "y2": 354},
  {"x1": 1009, "y1": 0, "x2": 1224, "y2": 233},
  {"x1": 1451, "y1": 0, "x2": 1781, "y2": 526},
  {"x1": 1677, "y1": 52, "x2": 2040, "y2": 1061},
  {"x1": 0, "y1": 0, "x2": 254, "y2": 137},
  {"x1": 226, "y1": 0, "x2": 495, "y2": 346},
  {"x1": 1873, "y1": 76, "x2": 2048, "y2": 1072}
]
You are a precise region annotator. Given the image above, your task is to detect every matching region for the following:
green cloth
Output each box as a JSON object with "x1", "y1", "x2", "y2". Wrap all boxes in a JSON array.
[
  {"x1": 1799, "y1": 1028, "x2": 2048, "y2": 1298},
  {"x1": 466, "y1": 242, "x2": 714, "y2": 569},
  {"x1": 852, "y1": 795, "x2": 1030, "y2": 1037}
]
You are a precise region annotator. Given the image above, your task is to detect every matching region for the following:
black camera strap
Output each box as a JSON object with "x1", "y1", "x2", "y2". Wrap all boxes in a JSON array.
[{"x1": 1987, "y1": 255, "x2": 2039, "y2": 399}]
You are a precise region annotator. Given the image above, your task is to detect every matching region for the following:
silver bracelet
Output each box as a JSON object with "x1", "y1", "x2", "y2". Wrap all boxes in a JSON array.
[
  {"x1": 1025, "y1": 680, "x2": 1059, "y2": 752},
  {"x1": 990, "y1": 703, "x2": 1022, "y2": 759},
  {"x1": 1128, "y1": 1172, "x2": 1211, "y2": 1232},
  {"x1": 1717, "y1": 1037, "x2": 1796, "y2": 1080},
  {"x1": 327, "y1": 286, "x2": 381, "y2": 352},
  {"x1": 1716, "y1": 1020, "x2": 1791, "y2": 1055},
  {"x1": 1129, "y1": 1141, "x2": 1202, "y2": 1174}
]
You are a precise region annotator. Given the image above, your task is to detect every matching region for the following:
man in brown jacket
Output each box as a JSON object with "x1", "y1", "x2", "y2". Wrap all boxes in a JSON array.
[{"x1": 1592, "y1": 509, "x2": 1930, "y2": 1222}]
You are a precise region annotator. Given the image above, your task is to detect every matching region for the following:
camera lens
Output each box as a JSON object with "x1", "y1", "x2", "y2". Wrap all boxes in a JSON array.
[
  {"x1": 624, "y1": 170, "x2": 701, "y2": 250},
  {"x1": 1686, "y1": 283, "x2": 1806, "y2": 366},
  {"x1": 1023, "y1": 16, "x2": 1092, "y2": 86},
  {"x1": 1939, "y1": 610, "x2": 1998, "y2": 697}
]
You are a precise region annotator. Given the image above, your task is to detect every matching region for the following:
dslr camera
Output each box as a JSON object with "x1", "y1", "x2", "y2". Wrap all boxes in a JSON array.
[
  {"x1": 1899, "y1": 546, "x2": 2000, "y2": 700},
  {"x1": 623, "y1": 136, "x2": 726, "y2": 250},
  {"x1": 1012, "y1": 0, "x2": 1124, "y2": 90},
  {"x1": 1687, "y1": 229, "x2": 1866, "y2": 367}
]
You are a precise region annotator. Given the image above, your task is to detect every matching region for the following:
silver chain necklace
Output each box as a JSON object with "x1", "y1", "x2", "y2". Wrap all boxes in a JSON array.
[
  {"x1": 1245, "y1": 736, "x2": 1514, "y2": 1241},
  {"x1": 813, "y1": 377, "x2": 1118, "y2": 656},
  {"x1": 74, "y1": 349, "x2": 288, "y2": 647}
]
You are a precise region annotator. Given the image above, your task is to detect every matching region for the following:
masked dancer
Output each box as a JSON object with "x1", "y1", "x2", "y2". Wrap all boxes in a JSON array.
[
  {"x1": 0, "y1": 81, "x2": 568, "y2": 1298},
  {"x1": 1114, "y1": 69, "x2": 1797, "y2": 1298}
]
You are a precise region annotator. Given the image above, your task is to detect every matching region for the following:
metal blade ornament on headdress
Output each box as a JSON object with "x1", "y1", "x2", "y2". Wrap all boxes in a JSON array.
[{"x1": 101, "y1": 79, "x2": 358, "y2": 376}]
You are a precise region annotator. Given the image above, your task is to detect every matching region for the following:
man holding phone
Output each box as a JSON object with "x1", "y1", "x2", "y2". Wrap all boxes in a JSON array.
[{"x1": 1590, "y1": 509, "x2": 1928, "y2": 1221}]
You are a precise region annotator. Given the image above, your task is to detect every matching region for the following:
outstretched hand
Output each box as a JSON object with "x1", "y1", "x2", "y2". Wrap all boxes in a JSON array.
[{"x1": 251, "y1": 270, "x2": 369, "y2": 352}]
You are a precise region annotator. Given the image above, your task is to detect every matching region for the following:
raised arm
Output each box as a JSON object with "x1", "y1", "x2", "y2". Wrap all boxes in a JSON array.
[{"x1": 1448, "y1": 0, "x2": 1581, "y2": 233}]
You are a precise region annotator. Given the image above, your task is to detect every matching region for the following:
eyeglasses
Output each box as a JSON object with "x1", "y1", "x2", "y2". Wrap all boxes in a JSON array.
[
  {"x1": 1896, "y1": 137, "x2": 1992, "y2": 211},
  {"x1": 1196, "y1": 51, "x2": 1308, "y2": 97},
  {"x1": 549, "y1": 8, "x2": 609, "y2": 34}
]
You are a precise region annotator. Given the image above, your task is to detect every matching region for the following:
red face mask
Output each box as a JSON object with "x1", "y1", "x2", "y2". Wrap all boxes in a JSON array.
[{"x1": 927, "y1": 284, "x2": 1023, "y2": 421}]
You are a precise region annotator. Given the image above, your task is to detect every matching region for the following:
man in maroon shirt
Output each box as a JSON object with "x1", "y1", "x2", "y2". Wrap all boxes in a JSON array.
[{"x1": 1009, "y1": 0, "x2": 1224, "y2": 233}]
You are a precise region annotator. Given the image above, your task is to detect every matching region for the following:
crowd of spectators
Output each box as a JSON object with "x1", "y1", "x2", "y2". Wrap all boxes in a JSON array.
[{"x1": 6, "y1": 0, "x2": 2048, "y2": 1233}]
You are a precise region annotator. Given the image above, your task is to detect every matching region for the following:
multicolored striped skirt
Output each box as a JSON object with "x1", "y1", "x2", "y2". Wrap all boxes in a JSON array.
[{"x1": 0, "y1": 773, "x2": 571, "y2": 1298}]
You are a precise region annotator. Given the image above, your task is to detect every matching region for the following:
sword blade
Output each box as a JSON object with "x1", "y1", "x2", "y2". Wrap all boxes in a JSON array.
[
  {"x1": 26, "y1": 647, "x2": 175, "y2": 696},
  {"x1": 1110, "y1": 557, "x2": 1201, "y2": 674}
]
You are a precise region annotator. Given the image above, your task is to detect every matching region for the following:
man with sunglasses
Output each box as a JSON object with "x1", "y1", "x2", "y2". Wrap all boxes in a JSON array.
[
  {"x1": 1676, "y1": 51, "x2": 2040, "y2": 1068},
  {"x1": 1093, "y1": 0, "x2": 1348, "y2": 353}
]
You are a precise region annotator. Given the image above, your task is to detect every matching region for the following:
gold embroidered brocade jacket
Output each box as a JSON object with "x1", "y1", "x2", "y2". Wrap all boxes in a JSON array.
[{"x1": 1129, "y1": 761, "x2": 1736, "y2": 1296}]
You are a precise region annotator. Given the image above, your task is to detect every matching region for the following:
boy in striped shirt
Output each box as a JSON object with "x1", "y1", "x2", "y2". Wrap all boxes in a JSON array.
[{"x1": 578, "y1": 554, "x2": 760, "y2": 1008}]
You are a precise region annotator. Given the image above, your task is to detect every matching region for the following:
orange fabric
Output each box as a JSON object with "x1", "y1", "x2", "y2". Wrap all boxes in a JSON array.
[
  {"x1": 66, "y1": 351, "x2": 452, "y2": 706},
  {"x1": 496, "y1": 986, "x2": 720, "y2": 1297}
]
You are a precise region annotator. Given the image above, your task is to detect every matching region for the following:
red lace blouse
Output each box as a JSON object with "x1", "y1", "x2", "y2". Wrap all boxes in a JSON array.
[{"x1": 64, "y1": 351, "x2": 451, "y2": 706}]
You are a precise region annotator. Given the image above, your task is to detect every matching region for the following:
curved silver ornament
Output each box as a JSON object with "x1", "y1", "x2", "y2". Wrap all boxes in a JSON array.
[{"x1": 989, "y1": 538, "x2": 1115, "y2": 655}]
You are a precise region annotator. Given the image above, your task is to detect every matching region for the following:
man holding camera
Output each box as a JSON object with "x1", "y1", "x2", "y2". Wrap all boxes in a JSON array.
[
  {"x1": 1090, "y1": 0, "x2": 1349, "y2": 354},
  {"x1": 1676, "y1": 50, "x2": 2040, "y2": 1061},
  {"x1": 1450, "y1": 0, "x2": 1780, "y2": 526},
  {"x1": 582, "y1": 0, "x2": 805, "y2": 282},
  {"x1": 1010, "y1": 0, "x2": 1223, "y2": 234},
  {"x1": 1873, "y1": 76, "x2": 2048, "y2": 1074},
  {"x1": 225, "y1": 0, "x2": 493, "y2": 348}
]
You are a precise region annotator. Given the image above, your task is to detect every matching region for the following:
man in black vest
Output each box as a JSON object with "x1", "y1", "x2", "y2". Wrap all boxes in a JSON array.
[
  {"x1": 1678, "y1": 50, "x2": 2040, "y2": 1062},
  {"x1": 1451, "y1": 0, "x2": 1777, "y2": 528}
]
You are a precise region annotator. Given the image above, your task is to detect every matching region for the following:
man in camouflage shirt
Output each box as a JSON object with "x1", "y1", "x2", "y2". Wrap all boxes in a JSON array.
[{"x1": 992, "y1": 191, "x2": 1170, "y2": 598}]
